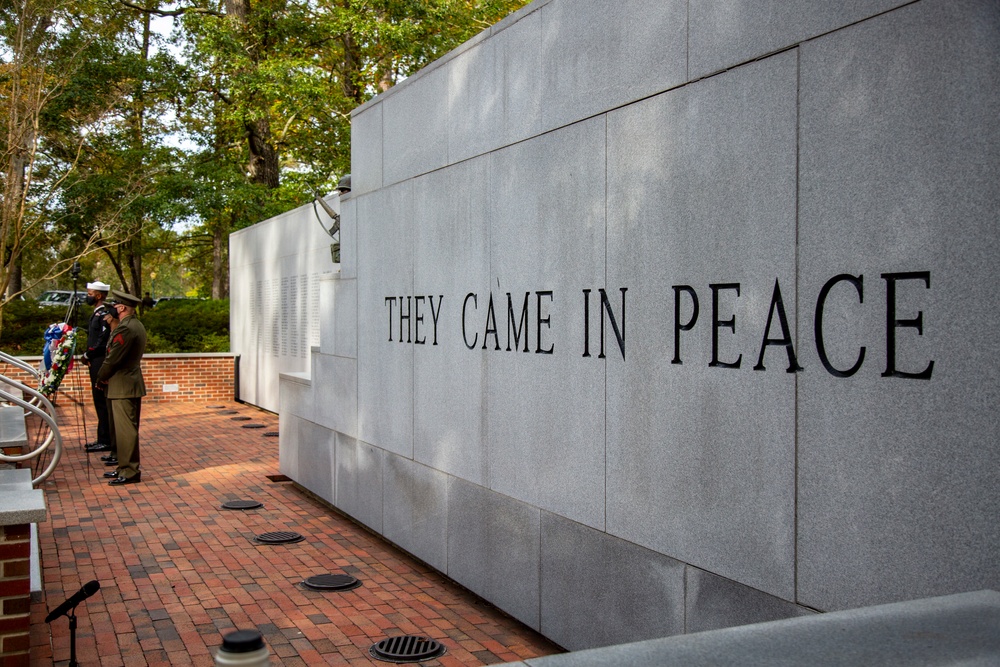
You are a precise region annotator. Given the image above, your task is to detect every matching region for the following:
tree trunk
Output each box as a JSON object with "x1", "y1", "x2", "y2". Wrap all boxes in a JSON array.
[
  {"x1": 128, "y1": 233, "x2": 142, "y2": 298},
  {"x1": 246, "y1": 117, "x2": 280, "y2": 188},
  {"x1": 226, "y1": 0, "x2": 280, "y2": 190},
  {"x1": 7, "y1": 260, "x2": 22, "y2": 299},
  {"x1": 212, "y1": 222, "x2": 229, "y2": 299}
]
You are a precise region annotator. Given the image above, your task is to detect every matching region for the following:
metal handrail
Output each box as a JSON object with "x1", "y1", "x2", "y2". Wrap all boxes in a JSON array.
[
  {"x1": 0, "y1": 352, "x2": 43, "y2": 410},
  {"x1": 0, "y1": 351, "x2": 40, "y2": 379},
  {"x1": 0, "y1": 373, "x2": 62, "y2": 485}
]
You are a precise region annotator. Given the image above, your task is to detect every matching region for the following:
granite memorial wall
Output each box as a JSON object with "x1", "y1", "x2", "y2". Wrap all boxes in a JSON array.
[
  {"x1": 230, "y1": 198, "x2": 338, "y2": 412},
  {"x1": 276, "y1": 0, "x2": 1000, "y2": 651}
]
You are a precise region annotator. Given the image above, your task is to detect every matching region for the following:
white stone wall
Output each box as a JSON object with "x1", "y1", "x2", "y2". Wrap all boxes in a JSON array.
[
  {"x1": 279, "y1": 0, "x2": 1000, "y2": 651},
  {"x1": 230, "y1": 198, "x2": 338, "y2": 412}
]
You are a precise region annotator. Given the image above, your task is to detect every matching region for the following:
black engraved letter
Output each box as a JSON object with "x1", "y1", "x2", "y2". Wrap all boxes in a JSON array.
[
  {"x1": 399, "y1": 296, "x2": 412, "y2": 343},
  {"x1": 385, "y1": 297, "x2": 397, "y2": 342},
  {"x1": 536, "y1": 291, "x2": 554, "y2": 355},
  {"x1": 753, "y1": 279, "x2": 803, "y2": 373},
  {"x1": 428, "y1": 295, "x2": 443, "y2": 346},
  {"x1": 815, "y1": 274, "x2": 865, "y2": 377},
  {"x1": 672, "y1": 285, "x2": 699, "y2": 364},
  {"x1": 462, "y1": 293, "x2": 478, "y2": 349},
  {"x1": 507, "y1": 292, "x2": 530, "y2": 352},
  {"x1": 881, "y1": 272, "x2": 934, "y2": 380},
  {"x1": 709, "y1": 283, "x2": 742, "y2": 369},
  {"x1": 483, "y1": 293, "x2": 501, "y2": 351},
  {"x1": 599, "y1": 288, "x2": 627, "y2": 361},
  {"x1": 414, "y1": 295, "x2": 426, "y2": 345}
]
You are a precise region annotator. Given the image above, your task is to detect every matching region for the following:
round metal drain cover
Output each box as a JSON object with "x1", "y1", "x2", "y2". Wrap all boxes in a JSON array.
[
  {"x1": 231, "y1": 416, "x2": 252, "y2": 421},
  {"x1": 221, "y1": 499, "x2": 263, "y2": 510},
  {"x1": 242, "y1": 424, "x2": 265, "y2": 429},
  {"x1": 255, "y1": 531, "x2": 304, "y2": 544},
  {"x1": 217, "y1": 410, "x2": 238, "y2": 415},
  {"x1": 370, "y1": 636, "x2": 445, "y2": 663},
  {"x1": 206, "y1": 405, "x2": 225, "y2": 409},
  {"x1": 263, "y1": 432, "x2": 279, "y2": 437},
  {"x1": 302, "y1": 573, "x2": 362, "y2": 592}
]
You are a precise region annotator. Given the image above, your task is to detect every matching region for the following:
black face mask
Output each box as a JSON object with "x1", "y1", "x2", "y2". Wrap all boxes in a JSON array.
[{"x1": 85, "y1": 295, "x2": 97, "y2": 306}]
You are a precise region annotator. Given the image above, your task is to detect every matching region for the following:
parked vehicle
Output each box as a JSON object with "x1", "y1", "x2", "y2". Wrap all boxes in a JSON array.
[{"x1": 37, "y1": 290, "x2": 84, "y2": 308}]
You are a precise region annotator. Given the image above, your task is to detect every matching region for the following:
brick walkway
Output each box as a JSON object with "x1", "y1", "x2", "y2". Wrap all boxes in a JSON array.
[{"x1": 27, "y1": 391, "x2": 560, "y2": 666}]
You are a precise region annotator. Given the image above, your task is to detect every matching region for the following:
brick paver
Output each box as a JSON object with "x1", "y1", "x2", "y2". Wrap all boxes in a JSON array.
[{"x1": 28, "y1": 379, "x2": 560, "y2": 666}]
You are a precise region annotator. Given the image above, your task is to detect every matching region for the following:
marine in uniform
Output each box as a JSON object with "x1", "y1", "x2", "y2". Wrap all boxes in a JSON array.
[{"x1": 97, "y1": 290, "x2": 147, "y2": 485}]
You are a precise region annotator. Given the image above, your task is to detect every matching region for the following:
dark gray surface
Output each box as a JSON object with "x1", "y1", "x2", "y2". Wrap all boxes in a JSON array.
[
  {"x1": 350, "y1": 105, "x2": 381, "y2": 195},
  {"x1": 311, "y1": 353, "x2": 357, "y2": 437},
  {"x1": 605, "y1": 51, "x2": 798, "y2": 599},
  {"x1": 292, "y1": 417, "x2": 335, "y2": 505},
  {"x1": 279, "y1": 0, "x2": 1000, "y2": 650},
  {"x1": 514, "y1": 591, "x2": 1000, "y2": 667},
  {"x1": 382, "y1": 453, "x2": 449, "y2": 572},
  {"x1": 412, "y1": 159, "x2": 491, "y2": 486},
  {"x1": 796, "y1": 0, "x2": 1000, "y2": 611},
  {"x1": 356, "y1": 182, "x2": 415, "y2": 458},
  {"x1": 334, "y1": 434, "x2": 383, "y2": 533},
  {"x1": 325, "y1": 278, "x2": 357, "y2": 360},
  {"x1": 685, "y1": 567, "x2": 814, "y2": 633},
  {"x1": 689, "y1": 0, "x2": 909, "y2": 79},
  {"x1": 538, "y1": 0, "x2": 687, "y2": 132},
  {"x1": 381, "y1": 67, "x2": 450, "y2": 188},
  {"x1": 446, "y1": 478, "x2": 541, "y2": 629},
  {"x1": 539, "y1": 513, "x2": 685, "y2": 650},
  {"x1": 487, "y1": 117, "x2": 608, "y2": 531}
]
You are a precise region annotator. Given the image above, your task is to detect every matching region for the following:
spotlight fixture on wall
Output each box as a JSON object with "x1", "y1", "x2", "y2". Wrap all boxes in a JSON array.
[
  {"x1": 312, "y1": 174, "x2": 352, "y2": 240},
  {"x1": 313, "y1": 196, "x2": 340, "y2": 238},
  {"x1": 313, "y1": 174, "x2": 351, "y2": 264}
]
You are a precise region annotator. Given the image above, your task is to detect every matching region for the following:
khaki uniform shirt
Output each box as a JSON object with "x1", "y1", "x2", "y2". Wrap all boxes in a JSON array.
[{"x1": 97, "y1": 314, "x2": 147, "y2": 399}]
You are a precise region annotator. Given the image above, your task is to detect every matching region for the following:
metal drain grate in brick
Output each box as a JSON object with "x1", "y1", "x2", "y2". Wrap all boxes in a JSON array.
[
  {"x1": 217, "y1": 410, "x2": 238, "y2": 415},
  {"x1": 221, "y1": 499, "x2": 263, "y2": 510},
  {"x1": 254, "y1": 531, "x2": 304, "y2": 545},
  {"x1": 302, "y1": 574, "x2": 362, "y2": 592},
  {"x1": 263, "y1": 432, "x2": 279, "y2": 437},
  {"x1": 242, "y1": 424, "x2": 265, "y2": 429},
  {"x1": 369, "y1": 636, "x2": 446, "y2": 663},
  {"x1": 231, "y1": 416, "x2": 252, "y2": 421}
]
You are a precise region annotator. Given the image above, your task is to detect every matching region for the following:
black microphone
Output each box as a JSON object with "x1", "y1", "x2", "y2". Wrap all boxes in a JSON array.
[{"x1": 45, "y1": 580, "x2": 100, "y2": 623}]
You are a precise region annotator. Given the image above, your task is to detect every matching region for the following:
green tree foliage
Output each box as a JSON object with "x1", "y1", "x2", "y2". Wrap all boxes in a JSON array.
[
  {"x1": 0, "y1": 299, "x2": 73, "y2": 355},
  {"x1": 140, "y1": 297, "x2": 229, "y2": 352},
  {"x1": 0, "y1": 0, "x2": 190, "y2": 329},
  {"x1": 171, "y1": 0, "x2": 528, "y2": 297},
  {"x1": 2, "y1": 0, "x2": 527, "y2": 317},
  {"x1": 0, "y1": 298, "x2": 230, "y2": 354}
]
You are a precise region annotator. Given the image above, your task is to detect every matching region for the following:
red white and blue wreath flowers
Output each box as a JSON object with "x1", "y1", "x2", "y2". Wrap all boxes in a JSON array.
[{"x1": 39, "y1": 322, "x2": 76, "y2": 396}]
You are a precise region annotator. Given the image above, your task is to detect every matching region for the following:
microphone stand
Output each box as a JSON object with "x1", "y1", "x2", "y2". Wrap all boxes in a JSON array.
[
  {"x1": 48, "y1": 603, "x2": 82, "y2": 667},
  {"x1": 67, "y1": 609, "x2": 79, "y2": 667},
  {"x1": 46, "y1": 579, "x2": 100, "y2": 667}
]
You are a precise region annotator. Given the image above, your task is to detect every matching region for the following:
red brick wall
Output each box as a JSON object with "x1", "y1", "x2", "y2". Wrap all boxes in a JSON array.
[
  {"x1": 2, "y1": 354, "x2": 237, "y2": 405},
  {"x1": 0, "y1": 523, "x2": 30, "y2": 667}
]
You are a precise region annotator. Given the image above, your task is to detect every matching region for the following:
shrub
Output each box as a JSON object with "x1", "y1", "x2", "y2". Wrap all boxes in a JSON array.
[
  {"x1": 0, "y1": 299, "x2": 79, "y2": 356},
  {"x1": 0, "y1": 297, "x2": 230, "y2": 356},
  {"x1": 141, "y1": 299, "x2": 230, "y2": 353}
]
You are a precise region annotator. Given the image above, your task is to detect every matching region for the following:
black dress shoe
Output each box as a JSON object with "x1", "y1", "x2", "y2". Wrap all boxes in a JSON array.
[
  {"x1": 104, "y1": 458, "x2": 119, "y2": 467},
  {"x1": 100, "y1": 454, "x2": 117, "y2": 462},
  {"x1": 108, "y1": 475, "x2": 141, "y2": 486},
  {"x1": 85, "y1": 443, "x2": 111, "y2": 452},
  {"x1": 102, "y1": 470, "x2": 119, "y2": 478}
]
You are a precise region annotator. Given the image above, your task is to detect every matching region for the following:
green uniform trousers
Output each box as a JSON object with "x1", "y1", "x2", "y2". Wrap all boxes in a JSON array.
[{"x1": 109, "y1": 397, "x2": 142, "y2": 479}]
